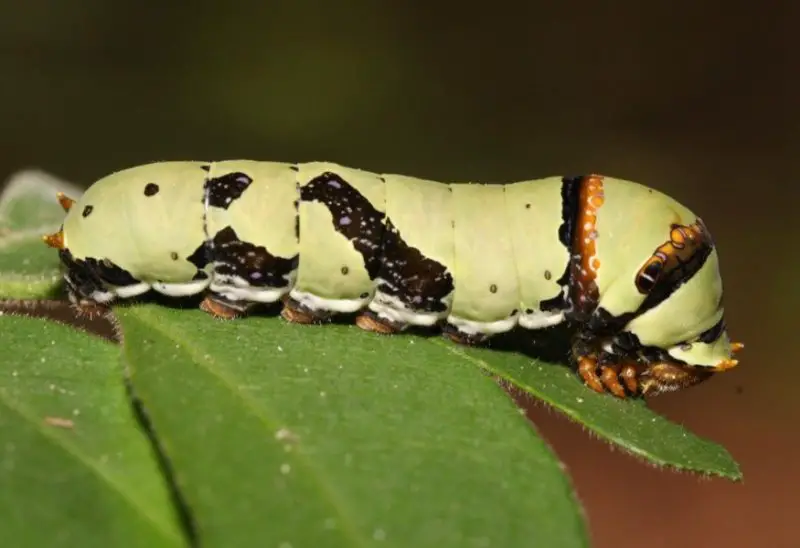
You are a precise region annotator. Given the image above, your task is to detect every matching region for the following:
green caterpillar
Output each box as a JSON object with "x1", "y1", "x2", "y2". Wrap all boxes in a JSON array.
[{"x1": 43, "y1": 160, "x2": 742, "y2": 398}]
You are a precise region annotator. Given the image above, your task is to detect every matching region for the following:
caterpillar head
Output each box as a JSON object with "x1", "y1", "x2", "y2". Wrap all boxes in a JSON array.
[
  {"x1": 623, "y1": 221, "x2": 742, "y2": 395},
  {"x1": 578, "y1": 204, "x2": 743, "y2": 398}
]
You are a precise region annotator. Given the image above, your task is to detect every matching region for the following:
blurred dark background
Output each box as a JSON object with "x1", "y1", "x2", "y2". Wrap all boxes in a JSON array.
[{"x1": 1, "y1": 1, "x2": 796, "y2": 546}]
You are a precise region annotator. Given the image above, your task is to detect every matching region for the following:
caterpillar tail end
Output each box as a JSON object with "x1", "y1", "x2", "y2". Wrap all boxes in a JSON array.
[
  {"x1": 42, "y1": 229, "x2": 65, "y2": 250},
  {"x1": 56, "y1": 192, "x2": 76, "y2": 212}
]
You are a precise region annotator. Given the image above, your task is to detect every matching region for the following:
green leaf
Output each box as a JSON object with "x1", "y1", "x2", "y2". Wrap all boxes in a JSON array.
[
  {"x1": 0, "y1": 169, "x2": 80, "y2": 298},
  {"x1": 0, "y1": 313, "x2": 186, "y2": 548},
  {"x1": 443, "y1": 328, "x2": 742, "y2": 480},
  {"x1": 118, "y1": 304, "x2": 589, "y2": 548}
]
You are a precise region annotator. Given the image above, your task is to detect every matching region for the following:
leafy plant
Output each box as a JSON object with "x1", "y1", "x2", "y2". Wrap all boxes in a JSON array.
[{"x1": 0, "y1": 170, "x2": 741, "y2": 548}]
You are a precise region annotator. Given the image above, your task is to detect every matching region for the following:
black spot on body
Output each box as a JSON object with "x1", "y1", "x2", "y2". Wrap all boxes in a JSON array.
[
  {"x1": 540, "y1": 176, "x2": 585, "y2": 315},
  {"x1": 301, "y1": 172, "x2": 385, "y2": 279},
  {"x1": 170, "y1": 252, "x2": 179, "y2": 260},
  {"x1": 544, "y1": 270, "x2": 552, "y2": 280},
  {"x1": 187, "y1": 241, "x2": 210, "y2": 270},
  {"x1": 558, "y1": 176, "x2": 583, "y2": 249},
  {"x1": 204, "y1": 172, "x2": 253, "y2": 209},
  {"x1": 82, "y1": 205, "x2": 93, "y2": 218},
  {"x1": 301, "y1": 172, "x2": 454, "y2": 313},
  {"x1": 58, "y1": 250, "x2": 140, "y2": 301},
  {"x1": 87, "y1": 258, "x2": 139, "y2": 286},
  {"x1": 341, "y1": 266, "x2": 349, "y2": 275},
  {"x1": 377, "y1": 219, "x2": 454, "y2": 313},
  {"x1": 210, "y1": 226, "x2": 298, "y2": 288},
  {"x1": 144, "y1": 183, "x2": 160, "y2": 196},
  {"x1": 489, "y1": 284, "x2": 498, "y2": 293},
  {"x1": 59, "y1": 250, "x2": 105, "y2": 299},
  {"x1": 540, "y1": 287, "x2": 567, "y2": 313},
  {"x1": 200, "y1": 165, "x2": 211, "y2": 172},
  {"x1": 293, "y1": 197, "x2": 300, "y2": 241}
]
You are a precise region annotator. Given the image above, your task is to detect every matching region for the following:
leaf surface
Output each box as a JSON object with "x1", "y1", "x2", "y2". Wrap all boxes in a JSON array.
[
  {"x1": 0, "y1": 314, "x2": 185, "y2": 547},
  {"x1": 119, "y1": 305, "x2": 589, "y2": 548}
]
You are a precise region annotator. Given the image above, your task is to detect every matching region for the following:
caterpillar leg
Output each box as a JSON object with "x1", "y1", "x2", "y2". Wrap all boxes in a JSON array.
[
  {"x1": 441, "y1": 322, "x2": 491, "y2": 346},
  {"x1": 619, "y1": 363, "x2": 639, "y2": 394},
  {"x1": 200, "y1": 293, "x2": 250, "y2": 320},
  {"x1": 577, "y1": 355, "x2": 638, "y2": 398},
  {"x1": 577, "y1": 355, "x2": 605, "y2": 394},
  {"x1": 355, "y1": 309, "x2": 405, "y2": 335},
  {"x1": 280, "y1": 296, "x2": 332, "y2": 324},
  {"x1": 574, "y1": 338, "x2": 722, "y2": 397}
]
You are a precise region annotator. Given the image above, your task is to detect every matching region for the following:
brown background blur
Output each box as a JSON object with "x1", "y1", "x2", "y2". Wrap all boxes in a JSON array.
[{"x1": 1, "y1": 2, "x2": 796, "y2": 546}]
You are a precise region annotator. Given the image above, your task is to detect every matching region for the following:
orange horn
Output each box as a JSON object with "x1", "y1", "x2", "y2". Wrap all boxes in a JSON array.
[
  {"x1": 731, "y1": 342, "x2": 744, "y2": 353},
  {"x1": 42, "y1": 229, "x2": 64, "y2": 250},
  {"x1": 713, "y1": 358, "x2": 739, "y2": 372},
  {"x1": 56, "y1": 192, "x2": 75, "y2": 212}
]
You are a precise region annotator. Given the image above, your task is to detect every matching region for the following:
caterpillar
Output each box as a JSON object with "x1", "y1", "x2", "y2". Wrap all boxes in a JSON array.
[{"x1": 42, "y1": 160, "x2": 743, "y2": 398}]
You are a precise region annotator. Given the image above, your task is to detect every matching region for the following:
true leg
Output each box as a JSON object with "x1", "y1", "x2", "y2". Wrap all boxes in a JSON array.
[
  {"x1": 598, "y1": 362, "x2": 627, "y2": 398},
  {"x1": 577, "y1": 355, "x2": 605, "y2": 394}
]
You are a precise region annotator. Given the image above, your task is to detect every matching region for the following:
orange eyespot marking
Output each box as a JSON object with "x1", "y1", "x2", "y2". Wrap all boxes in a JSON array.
[
  {"x1": 731, "y1": 342, "x2": 745, "y2": 353},
  {"x1": 713, "y1": 358, "x2": 739, "y2": 372},
  {"x1": 669, "y1": 226, "x2": 687, "y2": 247},
  {"x1": 56, "y1": 192, "x2": 75, "y2": 212},
  {"x1": 635, "y1": 219, "x2": 714, "y2": 294},
  {"x1": 42, "y1": 229, "x2": 64, "y2": 250}
]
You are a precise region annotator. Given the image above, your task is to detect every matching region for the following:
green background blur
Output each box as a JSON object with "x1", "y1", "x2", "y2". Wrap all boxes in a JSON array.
[{"x1": 1, "y1": 2, "x2": 796, "y2": 546}]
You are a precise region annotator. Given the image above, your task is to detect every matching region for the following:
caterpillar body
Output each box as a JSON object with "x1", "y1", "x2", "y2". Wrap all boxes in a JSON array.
[{"x1": 43, "y1": 160, "x2": 742, "y2": 398}]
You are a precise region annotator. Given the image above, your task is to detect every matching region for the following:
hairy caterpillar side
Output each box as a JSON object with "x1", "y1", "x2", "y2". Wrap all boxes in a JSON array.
[{"x1": 43, "y1": 160, "x2": 743, "y2": 398}]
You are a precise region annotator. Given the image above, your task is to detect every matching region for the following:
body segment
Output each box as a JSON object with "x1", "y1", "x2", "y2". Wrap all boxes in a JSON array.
[{"x1": 44, "y1": 160, "x2": 742, "y2": 398}]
